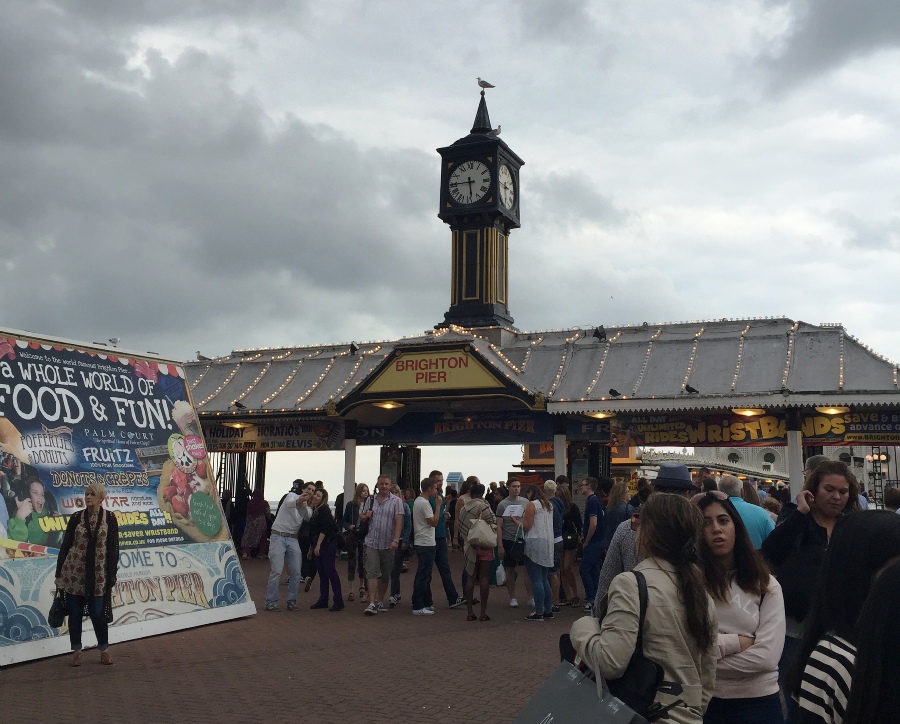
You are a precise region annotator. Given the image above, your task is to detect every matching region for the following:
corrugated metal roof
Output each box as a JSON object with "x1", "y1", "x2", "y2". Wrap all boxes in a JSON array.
[{"x1": 184, "y1": 317, "x2": 900, "y2": 416}]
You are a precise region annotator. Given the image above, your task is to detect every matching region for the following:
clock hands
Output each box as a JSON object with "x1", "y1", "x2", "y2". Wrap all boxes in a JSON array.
[{"x1": 450, "y1": 177, "x2": 477, "y2": 200}]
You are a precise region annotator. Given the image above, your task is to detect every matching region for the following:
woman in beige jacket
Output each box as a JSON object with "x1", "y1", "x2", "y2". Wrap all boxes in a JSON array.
[{"x1": 570, "y1": 493, "x2": 717, "y2": 723}]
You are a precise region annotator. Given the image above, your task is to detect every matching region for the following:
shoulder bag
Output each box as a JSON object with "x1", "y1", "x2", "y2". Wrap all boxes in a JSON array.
[
  {"x1": 467, "y1": 513, "x2": 497, "y2": 549},
  {"x1": 356, "y1": 497, "x2": 373, "y2": 540},
  {"x1": 605, "y1": 570, "x2": 665, "y2": 717}
]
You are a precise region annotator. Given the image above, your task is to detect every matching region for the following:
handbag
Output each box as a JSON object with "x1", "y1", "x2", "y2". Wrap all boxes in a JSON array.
[
  {"x1": 467, "y1": 518, "x2": 497, "y2": 549},
  {"x1": 48, "y1": 588, "x2": 67, "y2": 628},
  {"x1": 514, "y1": 660, "x2": 649, "y2": 724},
  {"x1": 605, "y1": 571, "x2": 665, "y2": 717},
  {"x1": 356, "y1": 498, "x2": 372, "y2": 540},
  {"x1": 507, "y1": 525, "x2": 525, "y2": 563},
  {"x1": 335, "y1": 530, "x2": 348, "y2": 551}
]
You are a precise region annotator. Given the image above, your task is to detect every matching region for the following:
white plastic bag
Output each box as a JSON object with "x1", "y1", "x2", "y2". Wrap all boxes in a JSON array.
[{"x1": 495, "y1": 564, "x2": 506, "y2": 586}]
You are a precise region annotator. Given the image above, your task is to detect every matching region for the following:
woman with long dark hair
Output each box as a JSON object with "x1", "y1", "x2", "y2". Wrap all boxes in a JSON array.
[
  {"x1": 789, "y1": 511, "x2": 900, "y2": 724},
  {"x1": 570, "y1": 493, "x2": 717, "y2": 723},
  {"x1": 696, "y1": 492, "x2": 784, "y2": 723},
  {"x1": 307, "y1": 488, "x2": 344, "y2": 612},
  {"x1": 343, "y1": 483, "x2": 370, "y2": 603},
  {"x1": 763, "y1": 461, "x2": 859, "y2": 721},
  {"x1": 844, "y1": 558, "x2": 900, "y2": 724},
  {"x1": 55, "y1": 481, "x2": 119, "y2": 666}
]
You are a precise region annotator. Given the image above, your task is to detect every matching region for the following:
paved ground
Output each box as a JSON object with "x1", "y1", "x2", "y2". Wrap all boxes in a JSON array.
[{"x1": 4, "y1": 549, "x2": 581, "y2": 723}]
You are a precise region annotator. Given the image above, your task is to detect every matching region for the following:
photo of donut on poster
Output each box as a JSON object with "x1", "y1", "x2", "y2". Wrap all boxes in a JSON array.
[{"x1": 0, "y1": 334, "x2": 227, "y2": 558}]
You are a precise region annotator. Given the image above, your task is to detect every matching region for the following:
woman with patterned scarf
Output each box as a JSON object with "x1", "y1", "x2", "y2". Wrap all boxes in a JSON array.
[{"x1": 55, "y1": 481, "x2": 120, "y2": 666}]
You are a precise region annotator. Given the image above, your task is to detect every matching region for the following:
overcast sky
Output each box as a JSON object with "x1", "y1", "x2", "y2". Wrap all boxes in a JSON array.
[
  {"x1": 5, "y1": 0, "x2": 900, "y2": 359},
  {"x1": 4, "y1": 1, "x2": 900, "y2": 492}
]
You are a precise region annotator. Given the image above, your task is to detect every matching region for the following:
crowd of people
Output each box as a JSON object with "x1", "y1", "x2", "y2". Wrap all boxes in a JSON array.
[
  {"x1": 242, "y1": 458, "x2": 898, "y2": 723},
  {"x1": 569, "y1": 459, "x2": 900, "y2": 723}
]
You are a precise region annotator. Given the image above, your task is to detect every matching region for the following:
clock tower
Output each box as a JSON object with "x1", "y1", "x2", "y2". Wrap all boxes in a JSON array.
[{"x1": 436, "y1": 91, "x2": 523, "y2": 329}]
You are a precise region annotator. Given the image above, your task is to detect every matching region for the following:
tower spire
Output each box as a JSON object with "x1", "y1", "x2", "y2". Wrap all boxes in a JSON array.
[{"x1": 470, "y1": 93, "x2": 492, "y2": 134}]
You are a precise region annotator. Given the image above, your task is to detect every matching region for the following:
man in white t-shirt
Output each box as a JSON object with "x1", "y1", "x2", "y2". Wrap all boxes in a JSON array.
[
  {"x1": 265, "y1": 481, "x2": 313, "y2": 612},
  {"x1": 411, "y1": 478, "x2": 441, "y2": 615}
]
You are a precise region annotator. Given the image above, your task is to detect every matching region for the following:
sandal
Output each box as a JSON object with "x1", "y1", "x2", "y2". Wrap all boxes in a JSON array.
[
  {"x1": 479, "y1": 614, "x2": 491, "y2": 622},
  {"x1": 467, "y1": 614, "x2": 477, "y2": 621},
  {"x1": 359, "y1": 587, "x2": 368, "y2": 603}
]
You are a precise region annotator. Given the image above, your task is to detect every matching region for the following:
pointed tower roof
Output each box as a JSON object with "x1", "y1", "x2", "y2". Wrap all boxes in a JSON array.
[{"x1": 470, "y1": 93, "x2": 492, "y2": 134}]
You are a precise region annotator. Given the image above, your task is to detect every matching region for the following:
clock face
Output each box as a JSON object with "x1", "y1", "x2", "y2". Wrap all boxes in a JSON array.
[
  {"x1": 449, "y1": 161, "x2": 491, "y2": 204},
  {"x1": 498, "y1": 164, "x2": 515, "y2": 209}
]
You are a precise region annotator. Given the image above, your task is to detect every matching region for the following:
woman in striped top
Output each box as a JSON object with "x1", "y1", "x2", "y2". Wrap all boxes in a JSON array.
[{"x1": 789, "y1": 511, "x2": 900, "y2": 724}]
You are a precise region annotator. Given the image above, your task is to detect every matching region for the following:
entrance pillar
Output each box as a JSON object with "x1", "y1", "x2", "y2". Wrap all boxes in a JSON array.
[
  {"x1": 401, "y1": 445, "x2": 422, "y2": 494},
  {"x1": 344, "y1": 421, "x2": 357, "y2": 504},
  {"x1": 785, "y1": 409, "x2": 804, "y2": 498},
  {"x1": 553, "y1": 415, "x2": 567, "y2": 480},
  {"x1": 553, "y1": 433, "x2": 566, "y2": 480}
]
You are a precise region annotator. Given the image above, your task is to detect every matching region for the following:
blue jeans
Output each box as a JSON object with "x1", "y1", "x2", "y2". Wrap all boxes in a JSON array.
[
  {"x1": 703, "y1": 693, "x2": 784, "y2": 724},
  {"x1": 458, "y1": 534, "x2": 468, "y2": 591},
  {"x1": 579, "y1": 542, "x2": 604, "y2": 605},
  {"x1": 412, "y1": 545, "x2": 436, "y2": 610},
  {"x1": 524, "y1": 557, "x2": 553, "y2": 615},
  {"x1": 66, "y1": 594, "x2": 108, "y2": 651},
  {"x1": 267, "y1": 533, "x2": 301, "y2": 606},
  {"x1": 434, "y1": 537, "x2": 460, "y2": 605}
]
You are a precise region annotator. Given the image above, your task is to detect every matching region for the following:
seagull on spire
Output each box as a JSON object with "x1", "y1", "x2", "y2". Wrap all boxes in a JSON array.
[{"x1": 477, "y1": 77, "x2": 495, "y2": 95}]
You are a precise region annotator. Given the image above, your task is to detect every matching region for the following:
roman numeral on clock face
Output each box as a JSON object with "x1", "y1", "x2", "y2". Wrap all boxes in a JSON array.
[{"x1": 448, "y1": 160, "x2": 491, "y2": 205}]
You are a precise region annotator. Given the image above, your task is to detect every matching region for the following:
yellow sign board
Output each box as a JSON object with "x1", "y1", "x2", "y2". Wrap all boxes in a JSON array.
[{"x1": 365, "y1": 350, "x2": 504, "y2": 393}]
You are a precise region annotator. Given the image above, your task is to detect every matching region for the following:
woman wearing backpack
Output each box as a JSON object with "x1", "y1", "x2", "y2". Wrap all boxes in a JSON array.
[
  {"x1": 558, "y1": 484, "x2": 582, "y2": 606},
  {"x1": 570, "y1": 493, "x2": 717, "y2": 723}
]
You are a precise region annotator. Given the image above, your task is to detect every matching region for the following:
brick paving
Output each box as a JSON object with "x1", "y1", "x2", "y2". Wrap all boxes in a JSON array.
[{"x1": 3, "y1": 549, "x2": 580, "y2": 723}]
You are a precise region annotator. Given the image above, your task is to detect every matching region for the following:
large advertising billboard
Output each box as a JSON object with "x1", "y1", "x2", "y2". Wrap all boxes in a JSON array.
[
  {"x1": 609, "y1": 411, "x2": 900, "y2": 447},
  {"x1": 0, "y1": 331, "x2": 254, "y2": 666}
]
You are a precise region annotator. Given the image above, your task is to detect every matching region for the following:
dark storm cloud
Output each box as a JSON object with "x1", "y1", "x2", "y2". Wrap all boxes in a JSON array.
[
  {"x1": 0, "y1": 3, "x2": 443, "y2": 360},
  {"x1": 762, "y1": 0, "x2": 900, "y2": 86},
  {"x1": 60, "y1": 0, "x2": 299, "y2": 27},
  {"x1": 516, "y1": 0, "x2": 597, "y2": 43},
  {"x1": 529, "y1": 171, "x2": 630, "y2": 228}
]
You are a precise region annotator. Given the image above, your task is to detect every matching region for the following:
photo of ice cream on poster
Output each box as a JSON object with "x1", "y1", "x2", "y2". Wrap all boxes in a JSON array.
[{"x1": 155, "y1": 401, "x2": 228, "y2": 543}]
